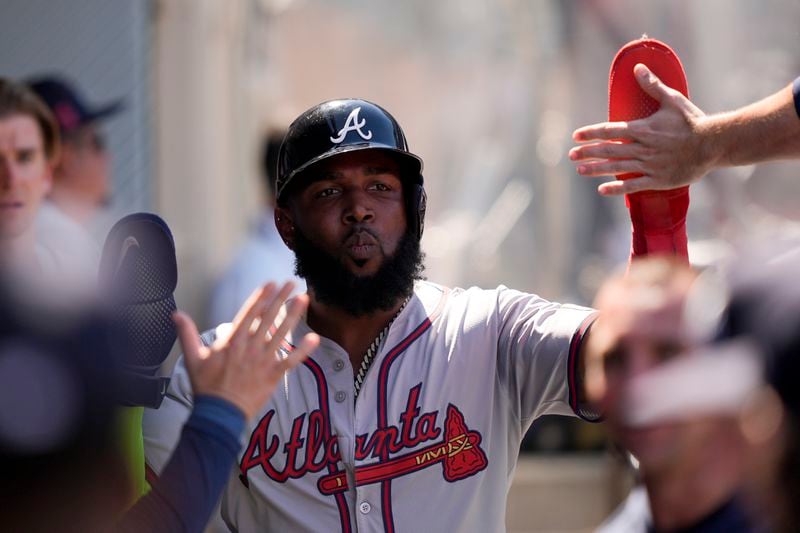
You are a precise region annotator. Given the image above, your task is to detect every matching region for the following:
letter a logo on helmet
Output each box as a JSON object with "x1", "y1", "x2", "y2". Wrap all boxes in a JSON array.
[{"x1": 329, "y1": 107, "x2": 373, "y2": 143}]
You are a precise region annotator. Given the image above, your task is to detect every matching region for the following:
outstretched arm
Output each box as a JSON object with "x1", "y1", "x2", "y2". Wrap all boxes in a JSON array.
[
  {"x1": 177, "y1": 282, "x2": 318, "y2": 421},
  {"x1": 119, "y1": 282, "x2": 319, "y2": 533},
  {"x1": 702, "y1": 79, "x2": 800, "y2": 167},
  {"x1": 571, "y1": 65, "x2": 800, "y2": 195}
]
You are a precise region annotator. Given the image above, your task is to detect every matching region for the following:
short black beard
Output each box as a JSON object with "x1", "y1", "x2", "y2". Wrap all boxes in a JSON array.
[{"x1": 292, "y1": 227, "x2": 425, "y2": 316}]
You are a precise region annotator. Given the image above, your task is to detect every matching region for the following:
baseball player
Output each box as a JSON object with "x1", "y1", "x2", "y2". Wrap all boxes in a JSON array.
[{"x1": 144, "y1": 99, "x2": 601, "y2": 532}]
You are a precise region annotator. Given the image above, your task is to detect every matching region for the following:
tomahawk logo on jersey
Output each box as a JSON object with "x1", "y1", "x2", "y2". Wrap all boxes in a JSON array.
[{"x1": 144, "y1": 281, "x2": 595, "y2": 533}]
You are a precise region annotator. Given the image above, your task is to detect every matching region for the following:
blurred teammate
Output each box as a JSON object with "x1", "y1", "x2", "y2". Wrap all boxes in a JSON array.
[
  {"x1": 570, "y1": 67, "x2": 800, "y2": 196},
  {"x1": 0, "y1": 280, "x2": 317, "y2": 533},
  {"x1": 0, "y1": 292, "x2": 129, "y2": 533},
  {"x1": 0, "y1": 78, "x2": 59, "y2": 285},
  {"x1": 586, "y1": 258, "x2": 758, "y2": 532},
  {"x1": 28, "y1": 76, "x2": 121, "y2": 226},
  {"x1": 712, "y1": 251, "x2": 800, "y2": 533},
  {"x1": 209, "y1": 129, "x2": 304, "y2": 326}
]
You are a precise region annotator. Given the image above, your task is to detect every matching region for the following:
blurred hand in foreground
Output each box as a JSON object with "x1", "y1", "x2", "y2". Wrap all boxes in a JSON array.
[{"x1": 174, "y1": 282, "x2": 319, "y2": 420}]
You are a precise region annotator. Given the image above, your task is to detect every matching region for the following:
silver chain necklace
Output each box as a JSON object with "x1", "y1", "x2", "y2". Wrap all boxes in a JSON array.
[{"x1": 353, "y1": 298, "x2": 409, "y2": 399}]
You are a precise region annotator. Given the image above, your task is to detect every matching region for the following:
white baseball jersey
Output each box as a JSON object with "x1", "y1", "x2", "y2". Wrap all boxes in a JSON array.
[{"x1": 143, "y1": 280, "x2": 595, "y2": 533}]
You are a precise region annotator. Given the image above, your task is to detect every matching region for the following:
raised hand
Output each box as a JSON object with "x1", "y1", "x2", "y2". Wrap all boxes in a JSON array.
[
  {"x1": 570, "y1": 64, "x2": 711, "y2": 195},
  {"x1": 174, "y1": 282, "x2": 319, "y2": 421}
]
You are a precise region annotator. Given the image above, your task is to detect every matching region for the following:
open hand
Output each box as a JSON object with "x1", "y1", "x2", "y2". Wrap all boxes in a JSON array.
[
  {"x1": 570, "y1": 64, "x2": 711, "y2": 195},
  {"x1": 174, "y1": 282, "x2": 319, "y2": 421}
]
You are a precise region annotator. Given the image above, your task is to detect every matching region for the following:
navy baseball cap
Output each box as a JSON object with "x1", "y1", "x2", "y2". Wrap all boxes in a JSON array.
[
  {"x1": 715, "y1": 247, "x2": 800, "y2": 417},
  {"x1": 27, "y1": 75, "x2": 123, "y2": 133}
]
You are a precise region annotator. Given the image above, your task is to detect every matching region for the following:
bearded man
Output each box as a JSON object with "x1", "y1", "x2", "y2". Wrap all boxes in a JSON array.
[{"x1": 144, "y1": 99, "x2": 602, "y2": 533}]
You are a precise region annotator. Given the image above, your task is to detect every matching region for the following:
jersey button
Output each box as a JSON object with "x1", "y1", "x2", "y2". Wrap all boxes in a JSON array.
[
  {"x1": 334, "y1": 391, "x2": 347, "y2": 403},
  {"x1": 334, "y1": 359, "x2": 345, "y2": 371},
  {"x1": 359, "y1": 502, "x2": 371, "y2": 514}
]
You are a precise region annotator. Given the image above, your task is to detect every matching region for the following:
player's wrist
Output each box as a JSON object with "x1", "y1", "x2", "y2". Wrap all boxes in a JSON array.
[
  {"x1": 191, "y1": 394, "x2": 247, "y2": 438},
  {"x1": 692, "y1": 113, "x2": 727, "y2": 171},
  {"x1": 193, "y1": 385, "x2": 252, "y2": 420}
]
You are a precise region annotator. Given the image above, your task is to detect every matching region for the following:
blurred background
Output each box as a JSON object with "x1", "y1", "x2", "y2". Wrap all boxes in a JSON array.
[{"x1": 2, "y1": 0, "x2": 799, "y2": 531}]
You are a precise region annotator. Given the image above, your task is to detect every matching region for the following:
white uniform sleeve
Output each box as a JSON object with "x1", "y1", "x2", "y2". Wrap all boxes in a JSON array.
[{"x1": 493, "y1": 286, "x2": 596, "y2": 424}]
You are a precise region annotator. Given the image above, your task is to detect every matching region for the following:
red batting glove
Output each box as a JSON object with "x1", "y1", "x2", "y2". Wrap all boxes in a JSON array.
[{"x1": 609, "y1": 38, "x2": 690, "y2": 263}]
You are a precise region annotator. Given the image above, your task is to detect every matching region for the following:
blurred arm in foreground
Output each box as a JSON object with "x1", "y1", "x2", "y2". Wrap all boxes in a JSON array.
[
  {"x1": 119, "y1": 282, "x2": 318, "y2": 532},
  {"x1": 0, "y1": 282, "x2": 317, "y2": 533}
]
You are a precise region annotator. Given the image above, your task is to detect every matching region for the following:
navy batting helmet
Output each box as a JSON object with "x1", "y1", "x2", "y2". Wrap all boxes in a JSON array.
[{"x1": 276, "y1": 99, "x2": 427, "y2": 239}]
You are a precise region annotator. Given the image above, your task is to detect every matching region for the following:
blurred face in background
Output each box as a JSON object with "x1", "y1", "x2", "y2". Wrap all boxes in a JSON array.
[
  {"x1": 0, "y1": 113, "x2": 52, "y2": 241},
  {"x1": 57, "y1": 123, "x2": 110, "y2": 206},
  {"x1": 587, "y1": 260, "x2": 741, "y2": 474}
]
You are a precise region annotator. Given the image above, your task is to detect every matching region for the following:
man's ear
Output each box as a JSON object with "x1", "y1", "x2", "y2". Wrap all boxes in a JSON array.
[{"x1": 274, "y1": 206, "x2": 295, "y2": 250}]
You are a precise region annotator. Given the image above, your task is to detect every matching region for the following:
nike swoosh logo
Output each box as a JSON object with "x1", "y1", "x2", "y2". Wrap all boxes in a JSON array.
[{"x1": 114, "y1": 236, "x2": 141, "y2": 278}]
